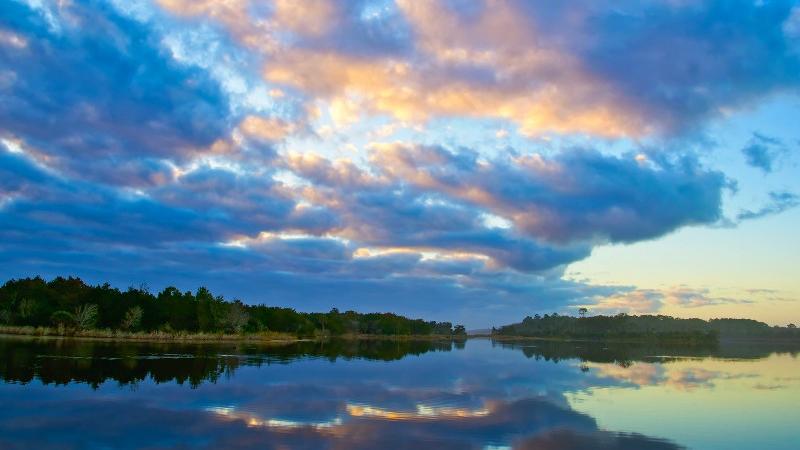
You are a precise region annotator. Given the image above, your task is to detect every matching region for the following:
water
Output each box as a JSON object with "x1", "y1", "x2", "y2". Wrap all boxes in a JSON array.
[{"x1": 0, "y1": 336, "x2": 798, "y2": 449}]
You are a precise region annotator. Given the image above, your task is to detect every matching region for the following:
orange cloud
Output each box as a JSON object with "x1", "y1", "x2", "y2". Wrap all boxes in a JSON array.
[
  {"x1": 239, "y1": 116, "x2": 297, "y2": 141},
  {"x1": 264, "y1": 49, "x2": 639, "y2": 137},
  {"x1": 158, "y1": 0, "x2": 651, "y2": 137},
  {"x1": 272, "y1": 0, "x2": 336, "y2": 37},
  {"x1": 589, "y1": 290, "x2": 663, "y2": 314}
]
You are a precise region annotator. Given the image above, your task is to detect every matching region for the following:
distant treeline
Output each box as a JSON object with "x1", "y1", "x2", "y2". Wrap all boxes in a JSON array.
[
  {"x1": 494, "y1": 313, "x2": 799, "y2": 341},
  {"x1": 0, "y1": 277, "x2": 466, "y2": 337}
]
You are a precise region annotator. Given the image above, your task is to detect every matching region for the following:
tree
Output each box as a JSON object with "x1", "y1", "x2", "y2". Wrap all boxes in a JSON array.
[
  {"x1": 0, "y1": 309, "x2": 11, "y2": 325},
  {"x1": 1, "y1": 276, "x2": 471, "y2": 338},
  {"x1": 196, "y1": 287, "x2": 221, "y2": 332},
  {"x1": 51, "y1": 310, "x2": 75, "y2": 328},
  {"x1": 120, "y1": 306, "x2": 144, "y2": 331},
  {"x1": 788, "y1": 323, "x2": 797, "y2": 329},
  {"x1": 17, "y1": 298, "x2": 37, "y2": 320},
  {"x1": 73, "y1": 304, "x2": 98, "y2": 331},
  {"x1": 578, "y1": 307, "x2": 588, "y2": 318},
  {"x1": 223, "y1": 301, "x2": 249, "y2": 334}
]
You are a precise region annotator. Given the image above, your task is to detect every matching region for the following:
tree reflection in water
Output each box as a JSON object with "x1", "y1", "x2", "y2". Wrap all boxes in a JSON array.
[{"x1": 0, "y1": 337, "x2": 454, "y2": 388}]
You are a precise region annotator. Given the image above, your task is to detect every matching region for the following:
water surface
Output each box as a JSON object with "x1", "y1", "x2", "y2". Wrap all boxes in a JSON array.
[{"x1": 1, "y1": 336, "x2": 797, "y2": 449}]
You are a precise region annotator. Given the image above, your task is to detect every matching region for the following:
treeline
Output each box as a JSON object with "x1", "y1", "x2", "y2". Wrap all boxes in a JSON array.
[
  {"x1": 0, "y1": 277, "x2": 466, "y2": 338},
  {"x1": 494, "y1": 313, "x2": 799, "y2": 341}
]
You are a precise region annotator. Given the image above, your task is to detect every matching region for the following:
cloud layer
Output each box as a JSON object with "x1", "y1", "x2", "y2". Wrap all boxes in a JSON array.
[
  {"x1": 2, "y1": 0, "x2": 798, "y2": 325},
  {"x1": 159, "y1": 0, "x2": 800, "y2": 137}
]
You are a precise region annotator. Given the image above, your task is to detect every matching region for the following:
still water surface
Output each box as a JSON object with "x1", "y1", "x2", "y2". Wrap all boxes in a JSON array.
[{"x1": 0, "y1": 336, "x2": 798, "y2": 449}]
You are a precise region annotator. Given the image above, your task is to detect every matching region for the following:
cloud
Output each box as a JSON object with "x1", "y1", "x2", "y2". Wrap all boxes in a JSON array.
[
  {"x1": 661, "y1": 287, "x2": 753, "y2": 308},
  {"x1": 283, "y1": 149, "x2": 594, "y2": 273},
  {"x1": 587, "y1": 290, "x2": 664, "y2": 315},
  {"x1": 783, "y1": 5, "x2": 800, "y2": 40},
  {"x1": 3, "y1": 135, "x2": 621, "y2": 327},
  {"x1": 239, "y1": 116, "x2": 299, "y2": 142},
  {"x1": 737, "y1": 191, "x2": 800, "y2": 221},
  {"x1": 588, "y1": 286, "x2": 754, "y2": 314},
  {"x1": 368, "y1": 143, "x2": 725, "y2": 244},
  {"x1": 562, "y1": 0, "x2": 800, "y2": 133},
  {"x1": 1, "y1": 124, "x2": 727, "y2": 326},
  {"x1": 741, "y1": 133, "x2": 786, "y2": 173},
  {"x1": 0, "y1": 143, "x2": 600, "y2": 327},
  {"x1": 0, "y1": 0, "x2": 237, "y2": 185},
  {"x1": 155, "y1": 0, "x2": 800, "y2": 137},
  {"x1": 0, "y1": 1, "x2": 785, "y2": 325},
  {"x1": 283, "y1": 140, "x2": 723, "y2": 276},
  {"x1": 0, "y1": 141, "x2": 333, "y2": 252}
]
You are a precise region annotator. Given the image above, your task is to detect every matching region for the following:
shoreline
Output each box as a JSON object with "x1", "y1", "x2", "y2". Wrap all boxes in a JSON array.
[
  {"x1": 0, "y1": 326, "x2": 464, "y2": 344},
  {"x1": 2, "y1": 327, "x2": 794, "y2": 346},
  {"x1": 479, "y1": 334, "x2": 800, "y2": 344},
  {"x1": 481, "y1": 335, "x2": 716, "y2": 345}
]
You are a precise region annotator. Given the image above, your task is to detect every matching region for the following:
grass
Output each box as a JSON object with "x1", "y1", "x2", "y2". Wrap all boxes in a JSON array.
[
  {"x1": 0, "y1": 325, "x2": 298, "y2": 343},
  {"x1": 0, "y1": 325, "x2": 463, "y2": 343}
]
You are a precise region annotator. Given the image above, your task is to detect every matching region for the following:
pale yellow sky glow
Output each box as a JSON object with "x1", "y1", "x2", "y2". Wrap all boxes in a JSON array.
[{"x1": 567, "y1": 208, "x2": 800, "y2": 325}]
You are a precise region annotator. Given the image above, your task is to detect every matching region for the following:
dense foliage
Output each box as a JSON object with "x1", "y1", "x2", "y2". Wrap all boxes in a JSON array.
[
  {"x1": 0, "y1": 277, "x2": 466, "y2": 337},
  {"x1": 495, "y1": 313, "x2": 799, "y2": 341}
]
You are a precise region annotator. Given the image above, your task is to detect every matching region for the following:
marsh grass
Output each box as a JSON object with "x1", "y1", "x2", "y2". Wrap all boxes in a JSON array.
[
  {"x1": 0, "y1": 325, "x2": 297, "y2": 342},
  {"x1": 0, "y1": 326, "x2": 461, "y2": 344}
]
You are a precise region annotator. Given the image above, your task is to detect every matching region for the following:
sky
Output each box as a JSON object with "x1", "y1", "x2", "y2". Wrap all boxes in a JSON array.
[{"x1": 1, "y1": 0, "x2": 799, "y2": 328}]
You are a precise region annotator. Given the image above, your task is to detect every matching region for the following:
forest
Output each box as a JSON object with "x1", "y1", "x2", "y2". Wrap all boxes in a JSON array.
[
  {"x1": 0, "y1": 277, "x2": 466, "y2": 338},
  {"x1": 494, "y1": 311, "x2": 799, "y2": 341}
]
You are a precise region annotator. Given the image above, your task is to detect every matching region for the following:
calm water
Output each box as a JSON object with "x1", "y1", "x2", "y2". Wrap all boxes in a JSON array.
[{"x1": 0, "y1": 336, "x2": 798, "y2": 449}]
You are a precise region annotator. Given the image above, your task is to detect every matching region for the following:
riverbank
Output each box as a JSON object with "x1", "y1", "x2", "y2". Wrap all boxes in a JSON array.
[
  {"x1": 0, "y1": 325, "x2": 299, "y2": 343},
  {"x1": 0, "y1": 325, "x2": 463, "y2": 344},
  {"x1": 484, "y1": 334, "x2": 800, "y2": 345},
  {"x1": 485, "y1": 334, "x2": 719, "y2": 344}
]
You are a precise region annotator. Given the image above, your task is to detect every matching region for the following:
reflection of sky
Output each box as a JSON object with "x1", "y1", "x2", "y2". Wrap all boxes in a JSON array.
[
  {"x1": 1, "y1": 339, "x2": 798, "y2": 449},
  {"x1": 570, "y1": 353, "x2": 800, "y2": 450}
]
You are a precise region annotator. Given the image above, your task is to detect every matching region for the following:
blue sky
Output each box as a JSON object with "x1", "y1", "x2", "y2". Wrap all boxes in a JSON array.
[{"x1": 1, "y1": 0, "x2": 798, "y2": 327}]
